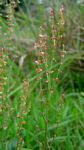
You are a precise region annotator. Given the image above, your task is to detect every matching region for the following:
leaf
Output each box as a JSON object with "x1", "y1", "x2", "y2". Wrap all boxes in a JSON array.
[{"x1": 6, "y1": 138, "x2": 17, "y2": 150}]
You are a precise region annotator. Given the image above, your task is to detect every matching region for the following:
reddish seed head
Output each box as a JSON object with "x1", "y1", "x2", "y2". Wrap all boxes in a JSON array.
[
  {"x1": 37, "y1": 51, "x2": 45, "y2": 57},
  {"x1": 35, "y1": 60, "x2": 40, "y2": 65},
  {"x1": 36, "y1": 68, "x2": 42, "y2": 73},
  {"x1": 50, "y1": 9, "x2": 55, "y2": 16},
  {"x1": 60, "y1": 4, "x2": 64, "y2": 12}
]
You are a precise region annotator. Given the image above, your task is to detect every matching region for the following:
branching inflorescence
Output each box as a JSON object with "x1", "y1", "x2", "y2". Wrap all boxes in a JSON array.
[
  {"x1": 35, "y1": 4, "x2": 66, "y2": 94},
  {"x1": 16, "y1": 79, "x2": 31, "y2": 150},
  {"x1": 34, "y1": 4, "x2": 66, "y2": 148}
]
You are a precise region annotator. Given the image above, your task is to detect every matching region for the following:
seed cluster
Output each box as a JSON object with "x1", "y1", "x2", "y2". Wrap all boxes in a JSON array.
[
  {"x1": 0, "y1": 5, "x2": 8, "y2": 130},
  {"x1": 0, "y1": 48, "x2": 7, "y2": 112},
  {"x1": 16, "y1": 79, "x2": 31, "y2": 150},
  {"x1": 6, "y1": 1, "x2": 15, "y2": 46},
  {"x1": 35, "y1": 4, "x2": 66, "y2": 94}
]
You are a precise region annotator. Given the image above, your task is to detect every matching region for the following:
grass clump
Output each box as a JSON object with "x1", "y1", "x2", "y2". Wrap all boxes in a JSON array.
[{"x1": 0, "y1": 0, "x2": 84, "y2": 150}]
